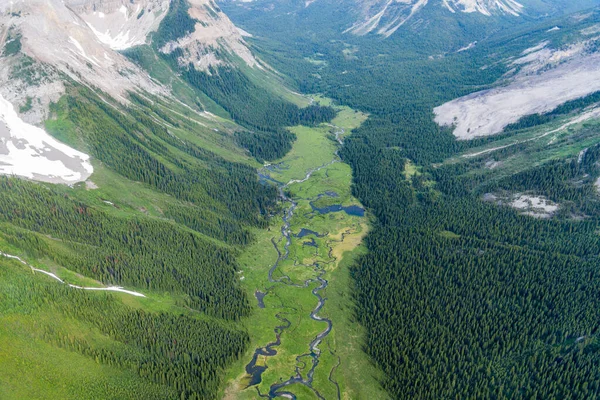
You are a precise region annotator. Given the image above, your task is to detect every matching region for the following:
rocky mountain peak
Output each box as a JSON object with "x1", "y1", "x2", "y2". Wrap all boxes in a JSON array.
[{"x1": 345, "y1": 0, "x2": 524, "y2": 37}]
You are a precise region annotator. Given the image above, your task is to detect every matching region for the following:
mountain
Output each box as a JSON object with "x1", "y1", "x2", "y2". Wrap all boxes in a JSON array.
[
  {"x1": 442, "y1": 0, "x2": 523, "y2": 15},
  {"x1": 0, "y1": 0, "x2": 296, "y2": 183},
  {"x1": 435, "y1": 9, "x2": 600, "y2": 139},
  {"x1": 0, "y1": 0, "x2": 159, "y2": 120},
  {"x1": 222, "y1": 0, "x2": 600, "y2": 39},
  {"x1": 68, "y1": 0, "x2": 259, "y2": 69},
  {"x1": 155, "y1": 0, "x2": 260, "y2": 70},
  {"x1": 67, "y1": 0, "x2": 170, "y2": 51},
  {"x1": 0, "y1": 0, "x2": 162, "y2": 183},
  {"x1": 344, "y1": 0, "x2": 525, "y2": 37},
  {"x1": 342, "y1": 0, "x2": 600, "y2": 37},
  {"x1": 65, "y1": 0, "x2": 260, "y2": 68},
  {"x1": 5, "y1": 0, "x2": 600, "y2": 399}
]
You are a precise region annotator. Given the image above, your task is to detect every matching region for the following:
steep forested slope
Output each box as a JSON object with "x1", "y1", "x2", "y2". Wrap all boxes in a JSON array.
[
  {"x1": 0, "y1": 1, "x2": 336, "y2": 398},
  {"x1": 1, "y1": 256, "x2": 249, "y2": 400}
]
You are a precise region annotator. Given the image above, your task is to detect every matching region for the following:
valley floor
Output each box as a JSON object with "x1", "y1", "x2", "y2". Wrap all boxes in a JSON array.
[{"x1": 221, "y1": 99, "x2": 388, "y2": 399}]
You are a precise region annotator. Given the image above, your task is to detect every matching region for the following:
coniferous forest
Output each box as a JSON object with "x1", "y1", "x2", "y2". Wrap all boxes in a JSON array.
[{"x1": 1, "y1": 257, "x2": 248, "y2": 400}]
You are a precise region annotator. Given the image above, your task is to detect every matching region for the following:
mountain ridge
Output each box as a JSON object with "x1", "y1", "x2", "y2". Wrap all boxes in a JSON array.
[{"x1": 345, "y1": 0, "x2": 525, "y2": 37}]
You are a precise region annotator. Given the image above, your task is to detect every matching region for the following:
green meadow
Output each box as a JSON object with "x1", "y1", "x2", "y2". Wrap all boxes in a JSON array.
[{"x1": 221, "y1": 99, "x2": 385, "y2": 399}]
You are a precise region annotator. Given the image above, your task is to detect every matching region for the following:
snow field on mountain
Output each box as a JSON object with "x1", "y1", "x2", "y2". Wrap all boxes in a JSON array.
[{"x1": 0, "y1": 94, "x2": 93, "y2": 183}]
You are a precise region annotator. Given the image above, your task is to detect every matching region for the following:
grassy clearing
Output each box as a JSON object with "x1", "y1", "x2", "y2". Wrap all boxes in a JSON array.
[
  {"x1": 439, "y1": 230, "x2": 461, "y2": 239},
  {"x1": 331, "y1": 105, "x2": 368, "y2": 134},
  {"x1": 403, "y1": 159, "x2": 422, "y2": 179},
  {"x1": 267, "y1": 124, "x2": 338, "y2": 183},
  {"x1": 309, "y1": 95, "x2": 333, "y2": 107},
  {"x1": 265, "y1": 101, "x2": 367, "y2": 185},
  {"x1": 290, "y1": 162, "x2": 354, "y2": 203}
]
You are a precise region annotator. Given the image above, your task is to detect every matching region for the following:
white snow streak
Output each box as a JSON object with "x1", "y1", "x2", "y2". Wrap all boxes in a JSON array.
[
  {"x1": 0, "y1": 251, "x2": 146, "y2": 297},
  {"x1": 457, "y1": 41, "x2": 477, "y2": 52},
  {"x1": 68, "y1": 36, "x2": 99, "y2": 66},
  {"x1": 86, "y1": 23, "x2": 140, "y2": 50},
  {"x1": 348, "y1": 0, "x2": 523, "y2": 37}
]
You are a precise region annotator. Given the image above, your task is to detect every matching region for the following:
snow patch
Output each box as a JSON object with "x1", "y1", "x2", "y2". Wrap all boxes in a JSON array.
[
  {"x1": 79, "y1": 1, "x2": 169, "y2": 51},
  {"x1": 348, "y1": 0, "x2": 523, "y2": 37},
  {"x1": 0, "y1": 0, "x2": 166, "y2": 123},
  {"x1": 87, "y1": 23, "x2": 140, "y2": 51},
  {"x1": 0, "y1": 251, "x2": 146, "y2": 298},
  {"x1": 68, "y1": 36, "x2": 85, "y2": 56},
  {"x1": 578, "y1": 148, "x2": 588, "y2": 163},
  {"x1": 442, "y1": 0, "x2": 456, "y2": 13},
  {"x1": 457, "y1": 41, "x2": 477, "y2": 52},
  {"x1": 68, "y1": 36, "x2": 98, "y2": 65},
  {"x1": 75, "y1": 286, "x2": 146, "y2": 297},
  {"x1": 0, "y1": 94, "x2": 93, "y2": 184}
]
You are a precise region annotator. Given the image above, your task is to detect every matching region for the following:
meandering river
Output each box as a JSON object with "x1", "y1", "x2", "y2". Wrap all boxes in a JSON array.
[{"x1": 244, "y1": 124, "x2": 354, "y2": 399}]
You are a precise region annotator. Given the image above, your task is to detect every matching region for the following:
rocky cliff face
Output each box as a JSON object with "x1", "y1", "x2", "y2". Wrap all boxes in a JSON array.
[
  {"x1": 66, "y1": 0, "x2": 258, "y2": 69},
  {"x1": 0, "y1": 0, "x2": 163, "y2": 183},
  {"x1": 158, "y1": 0, "x2": 260, "y2": 71},
  {"x1": 66, "y1": 0, "x2": 170, "y2": 50},
  {"x1": 0, "y1": 0, "x2": 260, "y2": 123},
  {"x1": 442, "y1": 0, "x2": 523, "y2": 16},
  {"x1": 435, "y1": 11, "x2": 600, "y2": 139},
  {"x1": 0, "y1": 0, "x2": 260, "y2": 184},
  {"x1": 0, "y1": 0, "x2": 164, "y2": 125}
]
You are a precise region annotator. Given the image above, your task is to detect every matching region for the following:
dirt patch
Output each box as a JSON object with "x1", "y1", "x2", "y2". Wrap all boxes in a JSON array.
[
  {"x1": 484, "y1": 192, "x2": 559, "y2": 218},
  {"x1": 329, "y1": 223, "x2": 369, "y2": 267}
]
